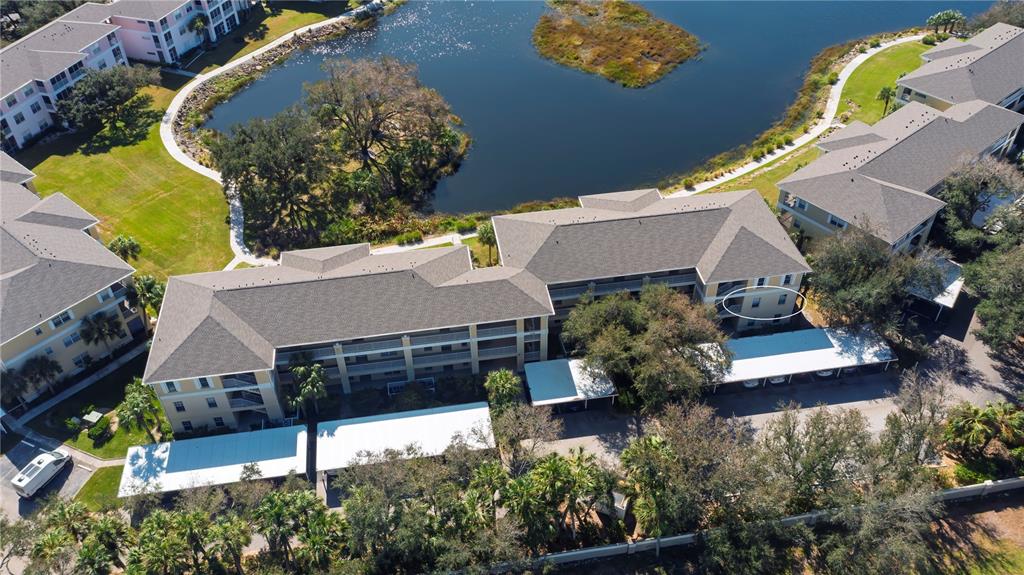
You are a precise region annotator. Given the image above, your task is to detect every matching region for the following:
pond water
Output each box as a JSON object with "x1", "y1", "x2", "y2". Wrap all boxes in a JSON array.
[{"x1": 205, "y1": 1, "x2": 985, "y2": 213}]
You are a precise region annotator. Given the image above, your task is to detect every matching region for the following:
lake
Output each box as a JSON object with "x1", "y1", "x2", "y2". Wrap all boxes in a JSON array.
[{"x1": 205, "y1": 1, "x2": 986, "y2": 213}]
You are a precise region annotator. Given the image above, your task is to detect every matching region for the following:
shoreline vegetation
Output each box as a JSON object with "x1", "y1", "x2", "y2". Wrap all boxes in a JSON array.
[
  {"x1": 532, "y1": 0, "x2": 702, "y2": 88},
  {"x1": 168, "y1": 9, "x2": 929, "y2": 257},
  {"x1": 662, "y1": 29, "x2": 920, "y2": 193}
]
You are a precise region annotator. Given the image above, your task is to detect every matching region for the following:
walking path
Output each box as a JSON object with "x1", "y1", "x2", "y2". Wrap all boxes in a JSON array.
[
  {"x1": 671, "y1": 34, "x2": 924, "y2": 198},
  {"x1": 159, "y1": 9, "x2": 372, "y2": 269},
  {"x1": 370, "y1": 231, "x2": 478, "y2": 255},
  {"x1": 14, "y1": 342, "x2": 148, "y2": 426},
  {"x1": 159, "y1": 19, "x2": 921, "y2": 263}
]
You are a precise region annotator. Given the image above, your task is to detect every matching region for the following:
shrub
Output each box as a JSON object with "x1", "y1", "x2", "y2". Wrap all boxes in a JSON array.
[
  {"x1": 65, "y1": 418, "x2": 81, "y2": 435},
  {"x1": 159, "y1": 420, "x2": 174, "y2": 440},
  {"x1": 682, "y1": 178, "x2": 695, "y2": 189},
  {"x1": 395, "y1": 230, "x2": 423, "y2": 245},
  {"x1": 454, "y1": 218, "x2": 477, "y2": 234},
  {"x1": 858, "y1": 45, "x2": 867, "y2": 54},
  {"x1": 936, "y1": 32, "x2": 950, "y2": 41},
  {"x1": 827, "y1": 71, "x2": 839, "y2": 85},
  {"x1": 784, "y1": 135, "x2": 794, "y2": 146},
  {"x1": 922, "y1": 35, "x2": 937, "y2": 45},
  {"x1": 1011, "y1": 446, "x2": 1024, "y2": 474},
  {"x1": 869, "y1": 38, "x2": 881, "y2": 48},
  {"x1": 953, "y1": 459, "x2": 998, "y2": 486},
  {"x1": 87, "y1": 416, "x2": 111, "y2": 441}
]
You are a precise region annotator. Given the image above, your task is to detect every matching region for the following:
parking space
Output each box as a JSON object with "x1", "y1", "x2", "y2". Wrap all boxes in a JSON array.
[{"x1": 1, "y1": 439, "x2": 93, "y2": 519}]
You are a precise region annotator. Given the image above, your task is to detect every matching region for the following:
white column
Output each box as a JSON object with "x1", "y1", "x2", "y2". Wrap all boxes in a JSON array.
[
  {"x1": 515, "y1": 319, "x2": 525, "y2": 371},
  {"x1": 469, "y1": 325, "x2": 480, "y2": 375},
  {"x1": 402, "y1": 335, "x2": 415, "y2": 381},
  {"x1": 333, "y1": 343, "x2": 351, "y2": 394}
]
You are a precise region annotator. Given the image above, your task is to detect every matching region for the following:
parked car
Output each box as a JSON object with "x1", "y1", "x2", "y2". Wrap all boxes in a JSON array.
[
  {"x1": 743, "y1": 379, "x2": 761, "y2": 388},
  {"x1": 11, "y1": 449, "x2": 70, "y2": 498},
  {"x1": 768, "y1": 376, "x2": 788, "y2": 385},
  {"x1": 815, "y1": 370, "x2": 835, "y2": 378}
]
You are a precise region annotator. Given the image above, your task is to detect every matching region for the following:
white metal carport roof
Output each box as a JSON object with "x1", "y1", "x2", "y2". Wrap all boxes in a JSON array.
[
  {"x1": 316, "y1": 402, "x2": 493, "y2": 472},
  {"x1": 119, "y1": 403, "x2": 494, "y2": 496},
  {"x1": 910, "y1": 259, "x2": 964, "y2": 318},
  {"x1": 524, "y1": 358, "x2": 617, "y2": 406},
  {"x1": 719, "y1": 327, "x2": 895, "y2": 384},
  {"x1": 119, "y1": 424, "x2": 306, "y2": 497}
]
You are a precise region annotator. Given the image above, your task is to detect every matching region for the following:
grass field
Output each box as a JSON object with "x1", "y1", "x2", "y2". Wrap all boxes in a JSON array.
[
  {"x1": 27, "y1": 353, "x2": 166, "y2": 460},
  {"x1": 15, "y1": 73, "x2": 232, "y2": 279},
  {"x1": 710, "y1": 144, "x2": 822, "y2": 205},
  {"x1": 461, "y1": 236, "x2": 498, "y2": 268},
  {"x1": 837, "y1": 40, "x2": 930, "y2": 125},
  {"x1": 185, "y1": 2, "x2": 349, "y2": 73},
  {"x1": 75, "y1": 466, "x2": 124, "y2": 512}
]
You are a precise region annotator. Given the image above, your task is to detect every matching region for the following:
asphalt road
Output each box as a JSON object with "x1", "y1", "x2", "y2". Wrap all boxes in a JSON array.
[{"x1": 1, "y1": 438, "x2": 93, "y2": 520}]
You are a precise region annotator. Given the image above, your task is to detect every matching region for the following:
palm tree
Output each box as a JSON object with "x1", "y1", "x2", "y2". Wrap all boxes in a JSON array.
[
  {"x1": 29, "y1": 527, "x2": 75, "y2": 575},
  {"x1": 209, "y1": 514, "x2": 250, "y2": 575},
  {"x1": 469, "y1": 460, "x2": 509, "y2": 525},
  {"x1": 127, "y1": 510, "x2": 190, "y2": 575},
  {"x1": 944, "y1": 402, "x2": 997, "y2": 457},
  {"x1": 106, "y1": 235, "x2": 141, "y2": 262},
  {"x1": 129, "y1": 274, "x2": 165, "y2": 319},
  {"x1": 982, "y1": 402, "x2": 1024, "y2": 447},
  {"x1": 89, "y1": 513, "x2": 130, "y2": 570},
  {"x1": 18, "y1": 355, "x2": 62, "y2": 398},
  {"x1": 44, "y1": 500, "x2": 93, "y2": 543},
  {"x1": 296, "y1": 508, "x2": 345, "y2": 571},
  {"x1": 877, "y1": 86, "x2": 895, "y2": 116},
  {"x1": 620, "y1": 435, "x2": 676, "y2": 537},
  {"x1": 253, "y1": 491, "x2": 299, "y2": 567},
  {"x1": 80, "y1": 313, "x2": 123, "y2": 358},
  {"x1": 174, "y1": 511, "x2": 210, "y2": 573},
  {"x1": 77, "y1": 538, "x2": 115, "y2": 575},
  {"x1": 476, "y1": 222, "x2": 496, "y2": 266},
  {"x1": 120, "y1": 377, "x2": 159, "y2": 441},
  {"x1": 290, "y1": 361, "x2": 328, "y2": 482}
]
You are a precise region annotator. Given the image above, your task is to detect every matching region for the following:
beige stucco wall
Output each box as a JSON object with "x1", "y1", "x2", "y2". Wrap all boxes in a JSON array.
[{"x1": 1, "y1": 288, "x2": 140, "y2": 401}]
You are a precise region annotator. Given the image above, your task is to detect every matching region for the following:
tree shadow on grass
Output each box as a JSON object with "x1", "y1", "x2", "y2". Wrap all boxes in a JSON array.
[
  {"x1": 925, "y1": 497, "x2": 1023, "y2": 575},
  {"x1": 79, "y1": 106, "x2": 163, "y2": 156},
  {"x1": 991, "y1": 342, "x2": 1024, "y2": 395}
]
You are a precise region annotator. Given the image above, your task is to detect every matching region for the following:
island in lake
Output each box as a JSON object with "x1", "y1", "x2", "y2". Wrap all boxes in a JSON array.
[{"x1": 532, "y1": 0, "x2": 702, "y2": 88}]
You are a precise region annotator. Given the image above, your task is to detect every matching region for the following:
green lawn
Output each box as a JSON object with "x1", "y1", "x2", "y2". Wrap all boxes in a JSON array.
[
  {"x1": 75, "y1": 466, "x2": 124, "y2": 512},
  {"x1": 837, "y1": 41, "x2": 930, "y2": 125},
  {"x1": 26, "y1": 353, "x2": 166, "y2": 460},
  {"x1": 14, "y1": 73, "x2": 232, "y2": 279},
  {"x1": 461, "y1": 236, "x2": 498, "y2": 268},
  {"x1": 414, "y1": 242, "x2": 455, "y2": 249},
  {"x1": 185, "y1": 1, "x2": 350, "y2": 73},
  {"x1": 709, "y1": 144, "x2": 823, "y2": 205}
]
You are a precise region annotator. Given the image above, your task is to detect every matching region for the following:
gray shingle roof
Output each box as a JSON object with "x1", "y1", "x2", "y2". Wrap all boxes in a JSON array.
[
  {"x1": 62, "y1": 0, "x2": 189, "y2": 24},
  {"x1": 780, "y1": 100, "x2": 1024, "y2": 244},
  {"x1": 898, "y1": 23, "x2": 1024, "y2": 106},
  {"x1": 1, "y1": 152, "x2": 36, "y2": 184},
  {"x1": 1, "y1": 181, "x2": 134, "y2": 344},
  {"x1": 144, "y1": 245, "x2": 554, "y2": 383},
  {"x1": 0, "y1": 19, "x2": 118, "y2": 95},
  {"x1": 493, "y1": 189, "x2": 811, "y2": 285}
]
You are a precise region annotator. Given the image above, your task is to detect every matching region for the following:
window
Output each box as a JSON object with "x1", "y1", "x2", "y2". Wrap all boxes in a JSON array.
[
  {"x1": 756, "y1": 277, "x2": 766, "y2": 287},
  {"x1": 165, "y1": 382, "x2": 178, "y2": 393},
  {"x1": 152, "y1": 35, "x2": 161, "y2": 47},
  {"x1": 97, "y1": 61, "x2": 107, "y2": 70},
  {"x1": 148, "y1": 21, "x2": 156, "y2": 31},
  {"x1": 5, "y1": 95, "x2": 16, "y2": 107},
  {"x1": 778, "y1": 294, "x2": 787, "y2": 305},
  {"x1": 751, "y1": 297, "x2": 761, "y2": 309},
  {"x1": 828, "y1": 214, "x2": 847, "y2": 229},
  {"x1": 63, "y1": 332, "x2": 82, "y2": 348},
  {"x1": 13, "y1": 113, "x2": 25, "y2": 125},
  {"x1": 796, "y1": 198, "x2": 807, "y2": 210},
  {"x1": 112, "y1": 46, "x2": 123, "y2": 61},
  {"x1": 23, "y1": 86, "x2": 34, "y2": 98},
  {"x1": 793, "y1": 219, "x2": 801, "y2": 229},
  {"x1": 179, "y1": 26, "x2": 187, "y2": 35},
  {"x1": 34, "y1": 327, "x2": 43, "y2": 335},
  {"x1": 44, "y1": 346, "x2": 54, "y2": 355},
  {"x1": 174, "y1": 401, "x2": 186, "y2": 412},
  {"x1": 783, "y1": 274, "x2": 792, "y2": 286},
  {"x1": 206, "y1": 397, "x2": 217, "y2": 408},
  {"x1": 174, "y1": 10, "x2": 182, "y2": 21},
  {"x1": 164, "y1": 30, "x2": 173, "y2": 43},
  {"x1": 182, "y1": 421, "x2": 193, "y2": 431},
  {"x1": 107, "y1": 32, "x2": 117, "y2": 45},
  {"x1": 30, "y1": 102, "x2": 41, "y2": 114},
  {"x1": 51, "y1": 310, "x2": 73, "y2": 327},
  {"x1": 72, "y1": 352, "x2": 91, "y2": 369},
  {"x1": 197, "y1": 377, "x2": 211, "y2": 389},
  {"x1": 213, "y1": 417, "x2": 225, "y2": 427},
  {"x1": 42, "y1": 95, "x2": 52, "y2": 106}
]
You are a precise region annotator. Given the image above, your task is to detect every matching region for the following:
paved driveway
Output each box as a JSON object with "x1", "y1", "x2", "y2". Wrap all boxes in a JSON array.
[{"x1": 1, "y1": 437, "x2": 94, "y2": 519}]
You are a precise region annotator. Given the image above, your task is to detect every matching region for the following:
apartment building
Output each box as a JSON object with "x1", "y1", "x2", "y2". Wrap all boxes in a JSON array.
[
  {"x1": 144, "y1": 244, "x2": 554, "y2": 433},
  {"x1": 778, "y1": 99, "x2": 1024, "y2": 250},
  {"x1": 62, "y1": 0, "x2": 251, "y2": 66},
  {"x1": 492, "y1": 188, "x2": 812, "y2": 333},
  {"x1": 0, "y1": 153, "x2": 145, "y2": 404},
  {"x1": 1, "y1": 0, "x2": 251, "y2": 151},
  {"x1": 897, "y1": 23, "x2": 1024, "y2": 113},
  {"x1": 0, "y1": 18, "x2": 125, "y2": 150}
]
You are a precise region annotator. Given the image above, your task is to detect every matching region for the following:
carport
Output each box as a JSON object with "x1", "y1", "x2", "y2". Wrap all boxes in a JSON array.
[
  {"x1": 716, "y1": 327, "x2": 896, "y2": 388},
  {"x1": 525, "y1": 358, "x2": 617, "y2": 411},
  {"x1": 909, "y1": 259, "x2": 964, "y2": 321},
  {"x1": 119, "y1": 403, "x2": 494, "y2": 496}
]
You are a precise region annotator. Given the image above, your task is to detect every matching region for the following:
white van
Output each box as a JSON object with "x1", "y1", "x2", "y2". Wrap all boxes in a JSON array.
[{"x1": 11, "y1": 449, "x2": 70, "y2": 498}]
